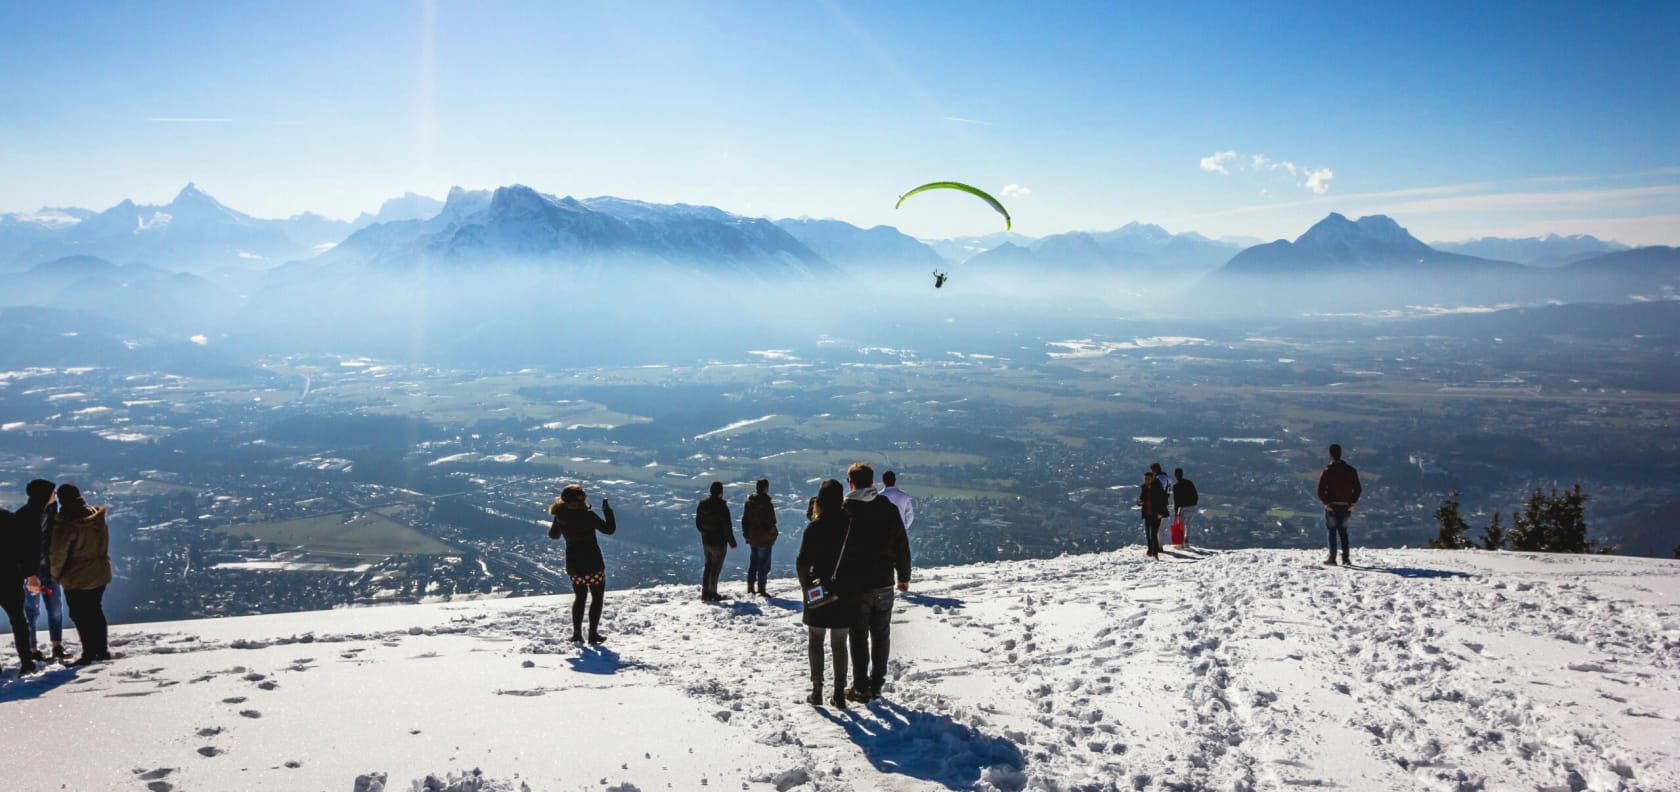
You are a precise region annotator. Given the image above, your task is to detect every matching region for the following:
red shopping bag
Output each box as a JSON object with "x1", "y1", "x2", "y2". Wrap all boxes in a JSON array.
[{"x1": 1169, "y1": 516, "x2": 1186, "y2": 546}]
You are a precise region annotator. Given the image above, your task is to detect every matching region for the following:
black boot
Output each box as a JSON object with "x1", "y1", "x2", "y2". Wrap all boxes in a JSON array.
[
  {"x1": 830, "y1": 683, "x2": 848, "y2": 709},
  {"x1": 806, "y1": 682, "x2": 823, "y2": 706}
]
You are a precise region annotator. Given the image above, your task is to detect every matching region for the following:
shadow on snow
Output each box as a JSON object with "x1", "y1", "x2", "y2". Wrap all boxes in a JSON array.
[{"x1": 821, "y1": 699, "x2": 1027, "y2": 791}]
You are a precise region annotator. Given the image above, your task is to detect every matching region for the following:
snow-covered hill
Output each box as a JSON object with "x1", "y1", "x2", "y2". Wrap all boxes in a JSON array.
[{"x1": 4, "y1": 548, "x2": 1676, "y2": 791}]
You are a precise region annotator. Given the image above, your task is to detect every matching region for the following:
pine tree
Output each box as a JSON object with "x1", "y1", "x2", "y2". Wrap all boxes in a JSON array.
[
  {"x1": 1431, "y1": 491, "x2": 1473, "y2": 550},
  {"x1": 1507, "y1": 484, "x2": 1591, "y2": 553},
  {"x1": 1480, "y1": 511, "x2": 1506, "y2": 551},
  {"x1": 1672, "y1": 543, "x2": 1679, "y2": 560}
]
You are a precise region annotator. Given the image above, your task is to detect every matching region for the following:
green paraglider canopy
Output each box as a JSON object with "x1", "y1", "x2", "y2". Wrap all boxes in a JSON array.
[{"x1": 895, "y1": 181, "x2": 1012, "y2": 231}]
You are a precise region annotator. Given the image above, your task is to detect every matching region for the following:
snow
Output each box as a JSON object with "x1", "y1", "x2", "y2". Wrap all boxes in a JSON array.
[
  {"x1": 694, "y1": 414, "x2": 779, "y2": 440},
  {"x1": 2, "y1": 549, "x2": 1677, "y2": 791}
]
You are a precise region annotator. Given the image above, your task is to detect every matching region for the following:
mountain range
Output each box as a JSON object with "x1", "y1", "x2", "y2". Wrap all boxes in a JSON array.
[
  {"x1": 4, "y1": 183, "x2": 1676, "y2": 315},
  {"x1": 1201, "y1": 213, "x2": 1679, "y2": 313},
  {"x1": 1431, "y1": 233, "x2": 1628, "y2": 267}
]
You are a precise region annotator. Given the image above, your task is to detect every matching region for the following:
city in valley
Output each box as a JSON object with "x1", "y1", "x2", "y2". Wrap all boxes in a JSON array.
[{"x1": 5, "y1": 307, "x2": 1675, "y2": 624}]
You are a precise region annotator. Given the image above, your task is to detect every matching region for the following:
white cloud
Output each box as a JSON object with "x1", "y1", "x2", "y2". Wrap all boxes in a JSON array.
[
  {"x1": 1200, "y1": 150, "x2": 1238, "y2": 174},
  {"x1": 1000, "y1": 184, "x2": 1031, "y2": 198},
  {"x1": 189, "y1": 334, "x2": 208, "y2": 346},
  {"x1": 1203, "y1": 150, "x2": 1329, "y2": 193},
  {"x1": 1303, "y1": 167, "x2": 1334, "y2": 195}
]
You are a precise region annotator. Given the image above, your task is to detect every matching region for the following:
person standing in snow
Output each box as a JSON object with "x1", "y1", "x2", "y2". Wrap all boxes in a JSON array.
[
  {"x1": 548, "y1": 484, "x2": 616, "y2": 644},
  {"x1": 48, "y1": 484, "x2": 112, "y2": 666},
  {"x1": 1171, "y1": 468, "x2": 1199, "y2": 549},
  {"x1": 2, "y1": 506, "x2": 40, "y2": 677},
  {"x1": 840, "y1": 462, "x2": 911, "y2": 702},
  {"x1": 695, "y1": 481, "x2": 737, "y2": 601},
  {"x1": 16, "y1": 479, "x2": 64, "y2": 664},
  {"x1": 1137, "y1": 471, "x2": 1168, "y2": 559},
  {"x1": 741, "y1": 479, "x2": 778, "y2": 597},
  {"x1": 797, "y1": 479, "x2": 854, "y2": 708},
  {"x1": 1150, "y1": 463, "x2": 1175, "y2": 498},
  {"x1": 1317, "y1": 444, "x2": 1363, "y2": 566},
  {"x1": 878, "y1": 470, "x2": 915, "y2": 532}
]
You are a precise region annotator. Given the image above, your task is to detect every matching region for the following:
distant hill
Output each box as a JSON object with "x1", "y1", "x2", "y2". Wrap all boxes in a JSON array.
[
  {"x1": 1433, "y1": 234, "x2": 1628, "y2": 267},
  {"x1": 964, "y1": 222, "x2": 1239, "y2": 280},
  {"x1": 773, "y1": 218, "x2": 944, "y2": 274},
  {"x1": 1200, "y1": 213, "x2": 1539, "y2": 313},
  {"x1": 324, "y1": 185, "x2": 832, "y2": 277},
  {"x1": 0, "y1": 184, "x2": 351, "y2": 272},
  {"x1": 1216, "y1": 213, "x2": 1517, "y2": 276},
  {"x1": 929, "y1": 231, "x2": 1038, "y2": 262},
  {"x1": 349, "y1": 192, "x2": 445, "y2": 231}
]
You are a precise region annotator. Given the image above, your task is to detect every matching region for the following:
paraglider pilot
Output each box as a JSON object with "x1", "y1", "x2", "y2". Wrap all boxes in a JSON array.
[{"x1": 933, "y1": 271, "x2": 948, "y2": 289}]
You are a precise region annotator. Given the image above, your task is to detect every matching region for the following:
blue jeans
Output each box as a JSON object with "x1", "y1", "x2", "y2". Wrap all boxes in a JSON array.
[
  {"x1": 746, "y1": 545, "x2": 773, "y2": 589},
  {"x1": 850, "y1": 586, "x2": 895, "y2": 692},
  {"x1": 24, "y1": 572, "x2": 66, "y2": 647},
  {"x1": 1326, "y1": 507, "x2": 1352, "y2": 559}
]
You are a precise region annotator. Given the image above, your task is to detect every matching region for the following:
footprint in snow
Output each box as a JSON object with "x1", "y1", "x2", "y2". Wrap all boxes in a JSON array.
[
  {"x1": 240, "y1": 709, "x2": 262, "y2": 719},
  {"x1": 222, "y1": 696, "x2": 247, "y2": 704},
  {"x1": 136, "y1": 768, "x2": 175, "y2": 781},
  {"x1": 196, "y1": 727, "x2": 223, "y2": 737},
  {"x1": 196, "y1": 746, "x2": 222, "y2": 758}
]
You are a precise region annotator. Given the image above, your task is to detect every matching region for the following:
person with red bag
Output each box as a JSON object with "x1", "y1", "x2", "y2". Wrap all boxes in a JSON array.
[{"x1": 1170, "y1": 468, "x2": 1199, "y2": 548}]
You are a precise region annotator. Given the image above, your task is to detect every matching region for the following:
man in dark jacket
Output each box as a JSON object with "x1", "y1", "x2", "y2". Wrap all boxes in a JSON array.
[
  {"x1": 1316, "y1": 444, "x2": 1363, "y2": 566},
  {"x1": 741, "y1": 479, "x2": 778, "y2": 597},
  {"x1": 841, "y1": 462, "x2": 910, "y2": 702},
  {"x1": 1138, "y1": 471, "x2": 1169, "y2": 558},
  {"x1": 1171, "y1": 468, "x2": 1199, "y2": 548},
  {"x1": 695, "y1": 481, "x2": 737, "y2": 601},
  {"x1": 17, "y1": 479, "x2": 64, "y2": 663},
  {"x1": 1, "y1": 507, "x2": 39, "y2": 676}
]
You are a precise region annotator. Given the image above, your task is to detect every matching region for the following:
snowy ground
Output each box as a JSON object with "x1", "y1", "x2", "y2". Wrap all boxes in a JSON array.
[{"x1": 3, "y1": 548, "x2": 1678, "y2": 792}]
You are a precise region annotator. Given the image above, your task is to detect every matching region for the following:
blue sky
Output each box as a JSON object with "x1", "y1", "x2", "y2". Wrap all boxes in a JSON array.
[{"x1": 2, "y1": 1, "x2": 1677, "y2": 243}]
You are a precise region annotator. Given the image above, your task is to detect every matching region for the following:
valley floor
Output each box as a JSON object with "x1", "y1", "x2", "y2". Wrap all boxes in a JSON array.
[{"x1": 3, "y1": 548, "x2": 1677, "y2": 792}]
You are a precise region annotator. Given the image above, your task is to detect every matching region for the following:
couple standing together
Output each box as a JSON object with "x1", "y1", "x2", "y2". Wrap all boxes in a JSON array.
[{"x1": 795, "y1": 463, "x2": 912, "y2": 709}]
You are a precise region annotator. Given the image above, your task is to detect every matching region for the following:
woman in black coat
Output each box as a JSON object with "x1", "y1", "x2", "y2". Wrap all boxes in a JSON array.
[
  {"x1": 796, "y1": 479, "x2": 852, "y2": 708},
  {"x1": 548, "y1": 484, "x2": 616, "y2": 644}
]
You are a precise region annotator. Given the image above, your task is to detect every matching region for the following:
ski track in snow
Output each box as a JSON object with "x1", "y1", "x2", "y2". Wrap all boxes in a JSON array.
[{"x1": 2, "y1": 549, "x2": 1677, "y2": 791}]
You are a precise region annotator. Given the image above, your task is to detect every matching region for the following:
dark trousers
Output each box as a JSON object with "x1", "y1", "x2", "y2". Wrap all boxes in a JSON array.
[
  {"x1": 1326, "y1": 507, "x2": 1352, "y2": 560},
  {"x1": 850, "y1": 586, "x2": 895, "y2": 692},
  {"x1": 1144, "y1": 518, "x2": 1163, "y2": 555},
  {"x1": 807, "y1": 626, "x2": 848, "y2": 687},
  {"x1": 701, "y1": 544, "x2": 727, "y2": 597},
  {"x1": 571, "y1": 583, "x2": 604, "y2": 637},
  {"x1": 1, "y1": 584, "x2": 31, "y2": 663},
  {"x1": 65, "y1": 585, "x2": 108, "y2": 658}
]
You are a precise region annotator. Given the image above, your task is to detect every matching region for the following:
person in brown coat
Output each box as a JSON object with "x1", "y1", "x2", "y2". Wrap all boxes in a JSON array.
[{"x1": 48, "y1": 484, "x2": 112, "y2": 666}]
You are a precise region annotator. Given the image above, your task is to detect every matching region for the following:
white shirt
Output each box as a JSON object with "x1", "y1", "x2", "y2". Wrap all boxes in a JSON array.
[{"x1": 878, "y1": 485, "x2": 914, "y2": 531}]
